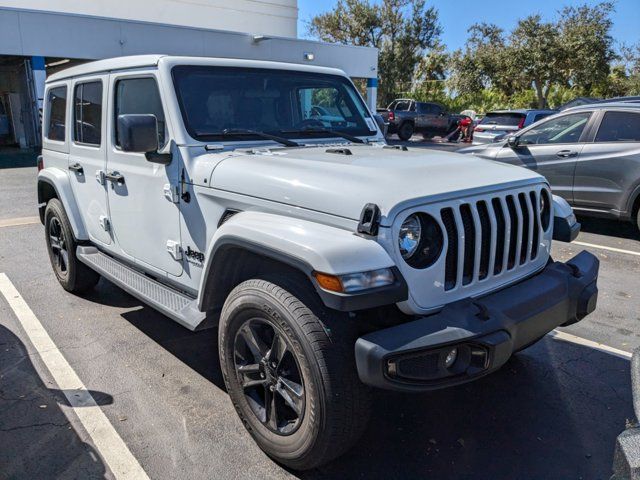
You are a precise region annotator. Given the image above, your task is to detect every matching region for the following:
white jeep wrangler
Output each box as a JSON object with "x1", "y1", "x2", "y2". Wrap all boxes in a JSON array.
[{"x1": 38, "y1": 55, "x2": 599, "y2": 470}]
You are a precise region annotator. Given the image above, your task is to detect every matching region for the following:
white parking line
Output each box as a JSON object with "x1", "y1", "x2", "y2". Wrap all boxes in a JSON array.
[
  {"x1": 572, "y1": 240, "x2": 640, "y2": 257},
  {"x1": 0, "y1": 216, "x2": 41, "y2": 228},
  {"x1": 0, "y1": 273, "x2": 149, "y2": 480},
  {"x1": 549, "y1": 330, "x2": 632, "y2": 359}
]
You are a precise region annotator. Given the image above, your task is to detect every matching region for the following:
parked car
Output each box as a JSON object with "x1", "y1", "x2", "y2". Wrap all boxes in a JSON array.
[
  {"x1": 38, "y1": 55, "x2": 599, "y2": 470},
  {"x1": 378, "y1": 99, "x2": 467, "y2": 141},
  {"x1": 473, "y1": 109, "x2": 556, "y2": 145},
  {"x1": 459, "y1": 102, "x2": 640, "y2": 231}
]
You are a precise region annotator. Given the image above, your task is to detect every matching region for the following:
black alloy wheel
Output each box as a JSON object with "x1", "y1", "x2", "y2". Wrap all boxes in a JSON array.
[
  {"x1": 48, "y1": 216, "x2": 69, "y2": 277},
  {"x1": 233, "y1": 318, "x2": 305, "y2": 435}
]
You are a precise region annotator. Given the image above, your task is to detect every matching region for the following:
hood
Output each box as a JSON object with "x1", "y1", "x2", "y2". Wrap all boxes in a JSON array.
[
  {"x1": 210, "y1": 144, "x2": 543, "y2": 225},
  {"x1": 457, "y1": 142, "x2": 503, "y2": 160}
]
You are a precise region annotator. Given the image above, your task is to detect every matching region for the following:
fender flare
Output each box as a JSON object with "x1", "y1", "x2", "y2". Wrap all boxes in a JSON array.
[
  {"x1": 38, "y1": 169, "x2": 88, "y2": 240},
  {"x1": 625, "y1": 183, "x2": 640, "y2": 220},
  {"x1": 197, "y1": 211, "x2": 407, "y2": 312}
]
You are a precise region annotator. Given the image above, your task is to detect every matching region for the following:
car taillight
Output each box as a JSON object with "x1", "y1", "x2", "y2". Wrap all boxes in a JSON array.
[
  {"x1": 388, "y1": 111, "x2": 395, "y2": 121},
  {"x1": 37, "y1": 155, "x2": 44, "y2": 171},
  {"x1": 517, "y1": 117, "x2": 526, "y2": 129}
]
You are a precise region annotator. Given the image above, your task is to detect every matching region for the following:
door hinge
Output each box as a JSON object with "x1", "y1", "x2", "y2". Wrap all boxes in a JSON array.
[
  {"x1": 164, "y1": 183, "x2": 180, "y2": 203},
  {"x1": 96, "y1": 170, "x2": 106, "y2": 185},
  {"x1": 99, "y1": 215, "x2": 110, "y2": 231},
  {"x1": 166, "y1": 240, "x2": 182, "y2": 260}
]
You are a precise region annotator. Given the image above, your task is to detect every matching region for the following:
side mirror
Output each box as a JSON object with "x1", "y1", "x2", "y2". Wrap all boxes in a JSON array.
[
  {"x1": 506, "y1": 135, "x2": 520, "y2": 148},
  {"x1": 117, "y1": 114, "x2": 171, "y2": 165},
  {"x1": 117, "y1": 114, "x2": 158, "y2": 153}
]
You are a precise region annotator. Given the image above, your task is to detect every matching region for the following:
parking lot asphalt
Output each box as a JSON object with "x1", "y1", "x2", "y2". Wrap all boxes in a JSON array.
[{"x1": 0, "y1": 158, "x2": 637, "y2": 479}]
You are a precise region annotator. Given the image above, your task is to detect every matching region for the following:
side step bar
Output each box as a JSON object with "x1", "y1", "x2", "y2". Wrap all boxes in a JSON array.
[{"x1": 76, "y1": 246, "x2": 207, "y2": 331}]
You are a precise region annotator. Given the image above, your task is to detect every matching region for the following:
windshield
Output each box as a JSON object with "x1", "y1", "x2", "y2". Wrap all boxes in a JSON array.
[
  {"x1": 479, "y1": 112, "x2": 526, "y2": 126},
  {"x1": 172, "y1": 66, "x2": 377, "y2": 142}
]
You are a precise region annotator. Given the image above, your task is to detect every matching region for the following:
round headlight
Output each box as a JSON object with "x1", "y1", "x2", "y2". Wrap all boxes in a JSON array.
[
  {"x1": 399, "y1": 214, "x2": 422, "y2": 259},
  {"x1": 540, "y1": 189, "x2": 551, "y2": 231},
  {"x1": 398, "y1": 213, "x2": 444, "y2": 269}
]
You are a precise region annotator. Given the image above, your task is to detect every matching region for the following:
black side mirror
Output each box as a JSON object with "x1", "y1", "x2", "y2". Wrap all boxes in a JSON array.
[
  {"x1": 506, "y1": 135, "x2": 520, "y2": 148},
  {"x1": 118, "y1": 114, "x2": 158, "y2": 153},
  {"x1": 117, "y1": 114, "x2": 171, "y2": 165}
]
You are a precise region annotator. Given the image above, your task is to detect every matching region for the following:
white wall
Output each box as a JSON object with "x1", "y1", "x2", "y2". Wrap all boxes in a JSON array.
[{"x1": 0, "y1": 0, "x2": 298, "y2": 37}]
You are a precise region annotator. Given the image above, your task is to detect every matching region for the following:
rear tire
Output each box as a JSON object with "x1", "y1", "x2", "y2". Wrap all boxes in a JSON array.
[
  {"x1": 44, "y1": 199, "x2": 100, "y2": 293},
  {"x1": 397, "y1": 122, "x2": 414, "y2": 141},
  {"x1": 219, "y1": 279, "x2": 371, "y2": 470}
]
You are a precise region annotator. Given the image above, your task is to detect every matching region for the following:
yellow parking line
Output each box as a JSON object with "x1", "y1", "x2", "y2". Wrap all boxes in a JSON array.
[
  {"x1": 572, "y1": 240, "x2": 640, "y2": 257},
  {"x1": 0, "y1": 216, "x2": 41, "y2": 228}
]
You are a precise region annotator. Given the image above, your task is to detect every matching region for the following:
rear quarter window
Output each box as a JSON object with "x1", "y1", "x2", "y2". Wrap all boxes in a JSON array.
[
  {"x1": 479, "y1": 112, "x2": 525, "y2": 126},
  {"x1": 595, "y1": 111, "x2": 640, "y2": 142},
  {"x1": 46, "y1": 86, "x2": 67, "y2": 142}
]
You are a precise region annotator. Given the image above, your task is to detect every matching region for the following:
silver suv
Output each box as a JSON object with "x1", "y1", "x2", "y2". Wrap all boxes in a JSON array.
[
  {"x1": 473, "y1": 109, "x2": 556, "y2": 144},
  {"x1": 460, "y1": 103, "x2": 640, "y2": 231},
  {"x1": 37, "y1": 55, "x2": 599, "y2": 470}
]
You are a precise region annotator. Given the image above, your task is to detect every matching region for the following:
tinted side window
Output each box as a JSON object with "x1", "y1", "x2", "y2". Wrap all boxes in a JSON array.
[
  {"x1": 74, "y1": 81, "x2": 102, "y2": 146},
  {"x1": 394, "y1": 101, "x2": 410, "y2": 111},
  {"x1": 418, "y1": 103, "x2": 437, "y2": 114},
  {"x1": 533, "y1": 113, "x2": 552, "y2": 123},
  {"x1": 595, "y1": 111, "x2": 640, "y2": 142},
  {"x1": 115, "y1": 78, "x2": 166, "y2": 148},
  {"x1": 46, "y1": 86, "x2": 67, "y2": 142},
  {"x1": 519, "y1": 112, "x2": 591, "y2": 145}
]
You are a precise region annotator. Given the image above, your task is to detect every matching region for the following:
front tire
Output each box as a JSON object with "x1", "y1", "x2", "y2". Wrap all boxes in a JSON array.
[
  {"x1": 44, "y1": 199, "x2": 100, "y2": 293},
  {"x1": 219, "y1": 279, "x2": 371, "y2": 470}
]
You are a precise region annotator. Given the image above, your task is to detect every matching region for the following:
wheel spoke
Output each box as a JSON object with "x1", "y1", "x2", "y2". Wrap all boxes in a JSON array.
[
  {"x1": 237, "y1": 363, "x2": 264, "y2": 389},
  {"x1": 276, "y1": 378, "x2": 304, "y2": 416},
  {"x1": 49, "y1": 236, "x2": 61, "y2": 250},
  {"x1": 265, "y1": 387, "x2": 278, "y2": 429},
  {"x1": 239, "y1": 325, "x2": 267, "y2": 361},
  {"x1": 59, "y1": 249, "x2": 69, "y2": 272},
  {"x1": 268, "y1": 331, "x2": 288, "y2": 367}
]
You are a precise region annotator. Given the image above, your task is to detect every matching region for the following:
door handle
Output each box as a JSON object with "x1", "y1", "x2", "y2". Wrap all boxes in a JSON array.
[
  {"x1": 556, "y1": 150, "x2": 578, "y2": 158},
  {"x1": 105, "y1": 171, "x2": 125, "y2": 185},
  {"x1": 69, "y1": 163, "x2": 84, "y2": 174}
]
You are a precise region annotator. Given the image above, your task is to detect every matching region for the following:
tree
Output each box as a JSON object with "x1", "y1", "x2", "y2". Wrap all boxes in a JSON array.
[
  {"x1": 308, "y1": 0, "x2": 441, "y2": 106},
  {"x1": 448, "y1": 2, "x2": 619, "y2": 109}
]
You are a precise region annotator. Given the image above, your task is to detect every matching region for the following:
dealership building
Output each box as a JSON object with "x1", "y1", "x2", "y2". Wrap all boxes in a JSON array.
[{"x1": 0, "y1": 0, "x2": 378, "y2": 155}]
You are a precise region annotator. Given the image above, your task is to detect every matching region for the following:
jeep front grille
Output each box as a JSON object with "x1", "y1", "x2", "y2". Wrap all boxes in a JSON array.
[{"x1": 440, "y1": 190, "x2": 543, "y2": 291}]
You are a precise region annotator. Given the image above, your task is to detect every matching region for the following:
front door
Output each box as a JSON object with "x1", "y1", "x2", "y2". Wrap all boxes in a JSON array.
[
  {"x1": 573, "y1": 110, "x2": 640, "y2": 211},
  {"x1": 68, "y1": 75, "x2": 111, "y2": 246},
  {"x1": 494, "y1": 111, "x2": 593, "y2": 203},
  {"x1": 105, "y1": 73, "x2": 183, "y2": 277}
]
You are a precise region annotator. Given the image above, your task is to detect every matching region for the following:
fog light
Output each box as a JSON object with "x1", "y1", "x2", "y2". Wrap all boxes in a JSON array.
[{"x1": 444, "y1": 348, "x2": 458, "y2": 368}]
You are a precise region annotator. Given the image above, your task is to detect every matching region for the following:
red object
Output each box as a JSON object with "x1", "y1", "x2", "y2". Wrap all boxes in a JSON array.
[
  {"x1": 517, "y1": 117, "x2": 526, "y2": 129},
  {"x1": 460, "y1": 117, "x2": 472, "y2": 127},
  {"x1": 388, "y1": 111, "x2": 395, "y2": 121}
]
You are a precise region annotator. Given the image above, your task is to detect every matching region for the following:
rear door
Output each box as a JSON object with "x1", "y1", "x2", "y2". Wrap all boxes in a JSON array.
[
  {"x1": 494, "y1": 111, "x2": 593, "y2": 202},
  {"x1": 573, "y1": 109, "x2": 640, "y2": 212},
  {"x1": 67, "y1": 76, "x2": 111, "y2": 246},
  {"x1": 105, "y1": 72, "x2": 183, "y2": 277}
]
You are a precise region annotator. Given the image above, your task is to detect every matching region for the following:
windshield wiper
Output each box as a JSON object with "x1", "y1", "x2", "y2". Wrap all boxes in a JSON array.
[
  {"x1": 280, "y1": 128, "x2": 367, "y2": 144},
  {"x1": 198, "y1": 128, "x2": 300, "y2": 147}
]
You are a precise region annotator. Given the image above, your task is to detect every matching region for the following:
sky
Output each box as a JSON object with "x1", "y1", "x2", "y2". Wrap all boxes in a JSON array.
[{"x1": 297, "y1": 0, "x2": 640, "y2": 52}]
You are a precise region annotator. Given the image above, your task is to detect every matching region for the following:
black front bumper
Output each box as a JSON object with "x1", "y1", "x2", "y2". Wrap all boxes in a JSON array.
[{"x1": 355, "y1": 251, "x2": 599, "y2": 392}]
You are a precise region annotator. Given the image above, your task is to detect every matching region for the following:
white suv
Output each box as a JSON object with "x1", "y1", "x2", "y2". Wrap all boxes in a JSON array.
[{"x1": 38, "y1": 55, "x2": 599, "y2": 470}]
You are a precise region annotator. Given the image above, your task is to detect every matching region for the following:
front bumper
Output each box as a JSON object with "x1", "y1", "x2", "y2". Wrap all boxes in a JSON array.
[{"x1": 355, "y1": 251, "x2": 599, "y2": 392}]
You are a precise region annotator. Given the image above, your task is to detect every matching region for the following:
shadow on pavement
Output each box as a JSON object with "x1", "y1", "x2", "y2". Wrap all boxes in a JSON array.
[
  {"x1": 577, "y1": 215, "x2": 640, "y2": 242},
  {"x1": 0, "y1": 324, "x2": 111, "y2": 479},
  {"x1": 111, "y1": 279, "x2": 632, "y2": 480}
]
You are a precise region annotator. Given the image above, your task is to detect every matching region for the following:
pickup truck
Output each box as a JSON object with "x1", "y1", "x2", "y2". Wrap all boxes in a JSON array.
[{"x1": 378, "y1": 99, "x2": 467, "y2": 141}]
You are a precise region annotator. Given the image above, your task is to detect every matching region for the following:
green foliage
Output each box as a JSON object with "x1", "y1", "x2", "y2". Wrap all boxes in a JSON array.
[
  {"x1": 308, "y1": 0, "x2": 441, "y2": 106},
  {"x1": 309, "y1": 1, "x2": 639, "y2": 112}
]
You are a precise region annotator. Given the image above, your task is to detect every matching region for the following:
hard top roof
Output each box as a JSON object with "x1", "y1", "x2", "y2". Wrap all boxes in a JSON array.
[{"x1": 46, "y1": 55, "x2": 348, "y2": 83}]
